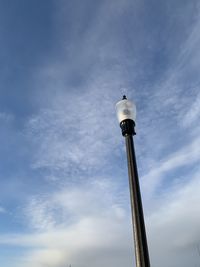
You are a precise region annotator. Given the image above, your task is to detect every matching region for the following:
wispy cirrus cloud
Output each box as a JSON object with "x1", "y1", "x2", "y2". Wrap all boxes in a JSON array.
[{"x1": 26, "y1": 87, "x2": 120, "y2": 177}]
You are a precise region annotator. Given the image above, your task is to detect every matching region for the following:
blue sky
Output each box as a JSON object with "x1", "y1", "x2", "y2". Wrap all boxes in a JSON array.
[{"x1": 0, "y1": 0, "x2": 200, "y2": 266}]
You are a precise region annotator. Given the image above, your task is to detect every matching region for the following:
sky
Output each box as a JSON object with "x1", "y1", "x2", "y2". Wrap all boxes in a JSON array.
[{"x1": 0, "y1": 0, "x2": 200, "y2": 266}]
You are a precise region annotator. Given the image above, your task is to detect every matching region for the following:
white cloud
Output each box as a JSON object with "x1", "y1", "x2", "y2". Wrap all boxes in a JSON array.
[
  {"x1": 0, "y1": 181, "x2": 133, "y2": 267},
  {"x1": 0, "y1": 112, "x2": 14, "y2": 123},
  {"x1": 16, "y1": 5, "x2": 200, "y2": 266},
  {"x1": 141, "y1": 135, "x2": 200, "y2": 199},
  {"x1": 183, "y1": 93, "x2": 200, "y2": 127},
  {"x1": 0, "y1": 206, "x2": 6, "y2": 213},
  {"x1": 2, "y1": 166, "x2": 200, "y2": 267},
  {"x1": 148, "y1": 169, "x2": 200, "y2": 267},
  {"x1": 23, "y1": 180, "x2": 127, "y2": 231},
  {"x1": 1, "y1": 1, "x2": 200, "y2": 267},
  {"x1": 25, "y1": 82, "x2": 121, "y2": 178}
]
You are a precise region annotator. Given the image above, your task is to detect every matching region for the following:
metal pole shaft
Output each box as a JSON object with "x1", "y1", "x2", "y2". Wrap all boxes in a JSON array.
[{"x1": 125, "y1": 134, "x2": 150, "y2": 267}]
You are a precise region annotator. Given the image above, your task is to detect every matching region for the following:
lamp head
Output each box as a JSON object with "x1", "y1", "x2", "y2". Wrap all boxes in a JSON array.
[
  {"x1": 116, "y1": 96, "x2": 136, "y2": 136},
  {"x1": 116, "y1": 95, "x2": 136, "y2": 123}
]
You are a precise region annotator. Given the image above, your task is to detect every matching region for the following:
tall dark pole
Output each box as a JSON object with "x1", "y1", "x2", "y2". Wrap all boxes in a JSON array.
[{"x1": 117, "y1": 96, "x2": 150, "y2": 267}]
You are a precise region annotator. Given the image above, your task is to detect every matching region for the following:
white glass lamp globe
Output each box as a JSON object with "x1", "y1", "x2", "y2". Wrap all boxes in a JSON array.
[{"x1": 116, "y1": 97, "x2": 136, "y2": 123}]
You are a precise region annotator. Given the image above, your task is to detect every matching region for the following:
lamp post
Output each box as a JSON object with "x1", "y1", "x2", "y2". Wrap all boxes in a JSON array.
[{"x1": 116, "y1": 95, "x2": 150, "y2": 267}]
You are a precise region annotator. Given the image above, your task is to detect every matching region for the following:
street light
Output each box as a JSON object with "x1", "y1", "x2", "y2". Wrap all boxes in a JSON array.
[{"x1": 116, "y1": 95, "x2": 150, "y2": 267}]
